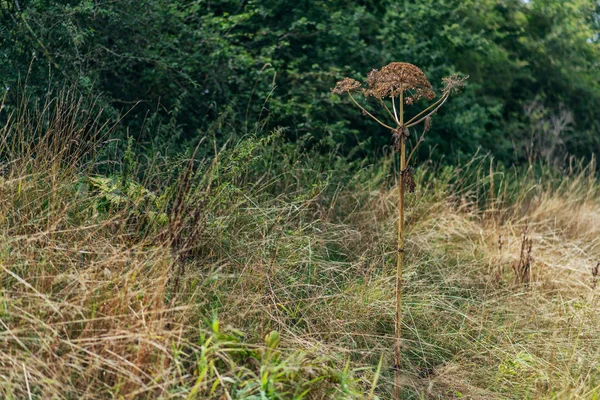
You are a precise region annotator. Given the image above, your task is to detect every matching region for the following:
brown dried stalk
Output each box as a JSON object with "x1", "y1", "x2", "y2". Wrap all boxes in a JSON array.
[
  {"x1": 513, "y1": 226, "x2": 534, "y2": 285},
  {"x1": 592, "y1": 262, "x2": 599, "y2": 290},
  {"x1": 332, "y1": 62, "x2": 466, "y2": 398}
]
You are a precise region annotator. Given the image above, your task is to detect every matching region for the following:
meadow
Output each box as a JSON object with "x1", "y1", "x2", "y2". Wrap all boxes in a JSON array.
[{"x1": 1, "y1": 91, "x2": 599, "y2": 399}]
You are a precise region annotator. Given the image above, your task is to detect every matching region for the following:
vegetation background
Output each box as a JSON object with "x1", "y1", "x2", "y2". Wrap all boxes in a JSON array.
[
  {"x1": 2, "y1": 0, "x2": 600, "y2": 162},
  {"x1": 1, "y1": 0, "x2": 600, "y2": 399}
]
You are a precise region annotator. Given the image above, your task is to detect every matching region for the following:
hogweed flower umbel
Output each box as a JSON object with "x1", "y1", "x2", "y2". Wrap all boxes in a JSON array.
[
  {"x1": 332, "y1": 77, "x2": 362, "y2": 94},
  {"x1": 364, "y1": 62, "x2": 435, "y2": 104},
  {"x1": 332, "y1": 62, "x2": 466, "y2": 399}
]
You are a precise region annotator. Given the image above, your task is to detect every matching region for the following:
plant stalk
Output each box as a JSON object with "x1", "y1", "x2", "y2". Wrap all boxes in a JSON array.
[
  {"x1": 394, "y1": 92, "x2": 405, "y2": 400},
  {"x1": 347, "y1": 93, "x2": 395, "y2": 131}
]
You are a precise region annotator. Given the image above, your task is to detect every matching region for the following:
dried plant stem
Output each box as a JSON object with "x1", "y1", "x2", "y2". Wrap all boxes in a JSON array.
[
  {"x1": 489, "y1": 157, "x2": 496, "y2": 227},
  {"x1": 348, "y1": 93, "x2": 395, "y2": 130},
  {"x1": 406, "y1": 93, "x2": 449, "y2": 128},
  {"x1": 332, "y1": 65, "x2": 465, "y2": 397},
  {"x1": 394, "y1": 92, "x2": 405, "y2": 400},
  {"x1": 405, "y1": 93, "x2": 447, "y2": 126},
  {"x1": 379, "y1": 98, "x2": 397, "y2": 124}
]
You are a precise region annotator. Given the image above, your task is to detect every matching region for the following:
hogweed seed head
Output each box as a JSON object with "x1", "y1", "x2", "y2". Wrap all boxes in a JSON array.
[
  {"x1": 332, "y1": 77, "x2": 362, "y2": 94},
  {"x1": 442, "y1": 74, "x2": 468, "y2": 96},
  {"x1": 363, "y1": 62, "x2": 435, "y2": 104},
  {"x1": 332, "y1": 62, "x2": 467, "y2": 141}
]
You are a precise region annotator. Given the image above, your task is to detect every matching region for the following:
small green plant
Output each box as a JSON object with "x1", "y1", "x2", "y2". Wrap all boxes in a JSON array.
[
  {"x1": 332, "y1": 62, "x2": 466, "y2": 398},
  {"x1": 86, "y1": 175, "x2": 169, "y2": 226}
]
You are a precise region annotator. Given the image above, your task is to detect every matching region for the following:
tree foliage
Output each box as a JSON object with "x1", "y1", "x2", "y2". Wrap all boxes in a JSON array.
[{"x1": 1, "y1": 0, "x2": 598, "y2": 163}]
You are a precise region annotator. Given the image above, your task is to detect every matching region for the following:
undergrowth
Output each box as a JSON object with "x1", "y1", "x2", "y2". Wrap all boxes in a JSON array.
[{"x1": 1, "y1": 92, "x2": 599, "y2": 399}]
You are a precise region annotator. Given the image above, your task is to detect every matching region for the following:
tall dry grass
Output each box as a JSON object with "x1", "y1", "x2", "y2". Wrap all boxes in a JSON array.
[{"x1": 1, "y1": 91, "x2": 599, "y2": 399}]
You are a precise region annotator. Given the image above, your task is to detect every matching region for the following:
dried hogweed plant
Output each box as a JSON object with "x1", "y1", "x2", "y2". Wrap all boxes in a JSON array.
[{"x1": 333, "y1": 62, "x2": 466, "y2": 397}]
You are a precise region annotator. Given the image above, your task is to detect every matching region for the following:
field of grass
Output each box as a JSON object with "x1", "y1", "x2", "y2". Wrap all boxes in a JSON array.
[{"x1": 1, "y1": 94, "x2": 600, "y2": 399}]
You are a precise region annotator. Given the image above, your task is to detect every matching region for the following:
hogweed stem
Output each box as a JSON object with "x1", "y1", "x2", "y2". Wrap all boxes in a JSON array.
[
  {"x1": 394, "y1": 88, "x2": 405, "y2": 400},
  {"x1": 347, "y1": 93, "x2": 394, "y2": 130}
]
